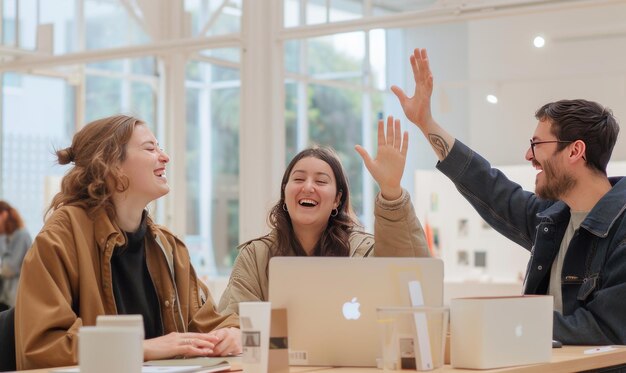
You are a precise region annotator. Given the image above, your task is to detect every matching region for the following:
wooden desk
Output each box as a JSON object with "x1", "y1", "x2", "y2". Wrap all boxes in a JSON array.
[
  {"x1": 290, "y1": 346, "x2": 626, "y2": 372},
  {"x1": 11, "y1": 346, "x2": 626, "y2": 373}
]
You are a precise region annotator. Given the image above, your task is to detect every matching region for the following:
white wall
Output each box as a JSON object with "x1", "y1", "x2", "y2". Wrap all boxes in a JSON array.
[
  {"x1": 467, "y1": 3, "x2": 626, "y2": 165},
  {"x1": 395, "y1": 2, "x2": 626, "y2": 170}
]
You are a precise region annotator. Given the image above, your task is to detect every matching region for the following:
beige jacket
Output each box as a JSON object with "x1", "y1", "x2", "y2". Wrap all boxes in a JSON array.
[
  {"x1": 15, "y1": 206, "x2": 238, "y2": 370},
  {"x1": 218, "y1": 189, "x2": 428, "y2": 314}
]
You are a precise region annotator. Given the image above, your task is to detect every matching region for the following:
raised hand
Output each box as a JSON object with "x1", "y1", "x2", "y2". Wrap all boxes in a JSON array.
[
  {"x1": 355, "y1": 115, "x2": 408, "y2": 201},
  {"x1": 392, "y1": 48, "x2": 454, "y2": 161},
  {"x1": 391, "y1": 48, "x2": 434, "y2": 129}
]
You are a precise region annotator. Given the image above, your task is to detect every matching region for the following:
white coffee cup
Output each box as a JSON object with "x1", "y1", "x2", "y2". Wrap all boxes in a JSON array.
[
  {"x1": 79, "y1": 326, "x2": 143, "y2": 373},
  {"x1": 96, "y1": 314, "x2": 145, "y2": 340},
  {"x1": 239, "y1": 302, "x2": 271, "y2": 373}
]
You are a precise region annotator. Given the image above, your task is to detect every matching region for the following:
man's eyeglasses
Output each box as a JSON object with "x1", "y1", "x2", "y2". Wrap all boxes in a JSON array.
[{"x1": 529, "y1": 139, "x2": 573, "y2": 159}]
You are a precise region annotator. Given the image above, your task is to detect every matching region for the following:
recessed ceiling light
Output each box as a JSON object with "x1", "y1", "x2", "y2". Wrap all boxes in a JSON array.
[
  {"x1": 533, "y1": 36, "x2": 545, "y2": 48},
  {"x1": 486, "y1": 94, "x2": 498, "y2": 104}
]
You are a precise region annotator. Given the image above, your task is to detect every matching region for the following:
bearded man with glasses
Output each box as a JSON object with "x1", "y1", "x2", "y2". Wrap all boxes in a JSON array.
[{"x1": 394, "y1": 48, "x2": 624, "y2": 346}]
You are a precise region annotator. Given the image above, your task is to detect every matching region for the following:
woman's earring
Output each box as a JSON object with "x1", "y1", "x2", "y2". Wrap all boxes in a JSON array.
[
  {"x1": 330, "y1": 208, "x2": 338, "y2": 217},
  {"x1": 282, "y1": 203, "x2": 288, "y2": 212}
]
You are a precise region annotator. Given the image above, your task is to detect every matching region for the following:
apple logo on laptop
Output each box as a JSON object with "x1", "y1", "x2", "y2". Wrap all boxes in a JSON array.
[
  {"x1": 342, "y1": 297, "x2": 361, "y2": 320},
  {"x1": 515, "y1": 324, "x2": 523, "y2": 338}
]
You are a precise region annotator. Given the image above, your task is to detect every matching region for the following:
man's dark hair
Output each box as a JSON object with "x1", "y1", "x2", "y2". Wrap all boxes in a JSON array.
[{"x1": 536, "y1": 99, "x2": 619, "y2": 175}]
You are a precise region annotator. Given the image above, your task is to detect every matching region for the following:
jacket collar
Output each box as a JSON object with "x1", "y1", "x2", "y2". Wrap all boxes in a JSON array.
[
  {"x1": 536, "y1": 176, "x2": 626, "y2": 238},
  {"x1": 93, "y1": 208, "x2": 126, "y2": 251},
  {"x1": 581, "y1": 177, "x2": 626, "y2": 238}
]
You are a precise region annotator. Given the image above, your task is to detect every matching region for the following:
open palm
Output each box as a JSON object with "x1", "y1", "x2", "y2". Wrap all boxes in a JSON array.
[
  {"x1": 355, "y1": 116, "x2": 408, "y2": 200},
  {"x1": 391, "y1": 48, "x2": 434, "y2": 128}
]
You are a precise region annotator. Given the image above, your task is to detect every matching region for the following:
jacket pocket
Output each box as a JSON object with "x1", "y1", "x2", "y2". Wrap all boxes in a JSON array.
[{"x1": 576, "y1": 274, "x2": 599, "y2": 302}]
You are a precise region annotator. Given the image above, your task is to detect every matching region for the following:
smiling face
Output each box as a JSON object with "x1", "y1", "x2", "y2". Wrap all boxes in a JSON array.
[
  {"x1": 118, "y1": 124, "x2": 170, "y2": 206},
  {"x1": 526, "y1": 119, "x2": 576, "y2": 200},
  {"x1": 283, "y1": 156, "x2": 342, "y2": 233}
]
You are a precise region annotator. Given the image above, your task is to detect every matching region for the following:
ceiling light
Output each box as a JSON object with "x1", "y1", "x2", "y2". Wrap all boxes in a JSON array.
[
  {"x1": 486, "y1": 94, "x2": 498, "y2": 104},
  {"x1": 533, "y1": 36, "x2": 545, "y2": 48}
]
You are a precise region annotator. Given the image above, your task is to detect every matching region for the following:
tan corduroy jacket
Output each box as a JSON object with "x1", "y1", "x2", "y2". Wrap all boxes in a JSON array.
[
  {"x1": 15, "y1": 206, "x2": 238, "y2": 370},
  {"x1": 218, "y1": 189, "x2": 429, "y2": 314}
]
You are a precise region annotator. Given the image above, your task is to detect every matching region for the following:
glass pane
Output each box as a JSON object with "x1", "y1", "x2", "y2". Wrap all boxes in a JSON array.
[
  {"x1": 186, "y1": 61, "x2": 204, "y2": 82},
  {"x1": 3, "y1": 0, "x2": 17, "y2": 45},
  {"x1": 283, "y1": 0, "x2": 301, "y2": 28},
  {"x1": 186, "y1": 58, "x2": 240, "y2": 83},
  {"x1": 307, "y1": 32, "x2": 365, "y2": 80},
  {"x1": 85, "y1": 75, "x2": 123, "y2": 122},
  {"x1": 186, "y1": 0, "x2": 206, "y2": 36},
  {"x1": 87, "y1": 59, "x2": 124, "y2": 72},
  {"x1": 130, "y1": 81, "x2": 156, "y2": 126},
  {"x1": 205, "y1": 9, "x2": 241, "y2": 36},
  {"x1": 132, "y1": 57, "x2": 157, "y2": 76},
  {"x1": 211, "y1": 65, "x2": 239, "y2": 83},
  {"x1": 185, "y1": 62, "x2": 240, "y2": 277},
  {"x1": 198, "y1": 48, "x2": 241, "y2": 64},
  {"x1": 306, "y1": 0, "x2": 327, "y2": 25},
  {"x1": 329, "y1": 0, "x2": 362, "y2": 22},
  {"x1": 284, "y1": 39, "x2": 300, "y2": 74},
  {"x1": 186, "y1": 0, "x2": 241, "y2": 37},
  {"x1": 373, "y1": 0, "x2": 437, "y2": 13},
  {"x1": 308, "y1": 84, "x2": 364, "y2": 216},
  {"x1": 84, "y1": 0, "x2": 149, "y2": 50},
  {"x1": 284, "y1": 82, "x2": 298, "y2": 161},
  {"x1": 18, "y1": 0, "x2": 37, "y2": 50},
  {"x1": 369, "y1": 29, "x2": 386, "y2": 90},
  {"x1": 185, "y1": 87, "x2": 201, "y2": 237},
  {"x1": 40, "y1": 0, "x2": 78, "y2": 54},
  {"x1": 4, "y1": 72, "x2": 22, "y2": 87},
  {"x1": 210, "y1": 87, "x2": 240, "y2": 273},
  {"x1": 2, "y1": 74, "x2": 73, "y2": 235}
]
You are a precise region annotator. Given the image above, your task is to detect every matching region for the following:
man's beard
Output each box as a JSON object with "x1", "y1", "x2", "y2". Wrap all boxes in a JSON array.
[{"x1": 535, "y1": 157, "x2": 576, "y2": 201}]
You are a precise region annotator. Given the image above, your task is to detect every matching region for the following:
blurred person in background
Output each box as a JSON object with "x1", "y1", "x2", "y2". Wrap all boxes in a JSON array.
[{"x1": 0, "y1": 200, "x2": 32, "y2": 311}]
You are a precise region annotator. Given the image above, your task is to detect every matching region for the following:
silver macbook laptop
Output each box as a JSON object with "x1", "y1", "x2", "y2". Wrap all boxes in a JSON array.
[
  {"x1": 268, "y1": 257, "x2": 443, "y2": 367},
  {"x1": 450, "y1": 295, "x2": 553, "y2": 369}
]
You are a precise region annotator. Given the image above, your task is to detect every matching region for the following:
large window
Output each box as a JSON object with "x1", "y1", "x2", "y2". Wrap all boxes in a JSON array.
[{"x1": 0, "y1": 1, "x2": 243, "y2": 278}]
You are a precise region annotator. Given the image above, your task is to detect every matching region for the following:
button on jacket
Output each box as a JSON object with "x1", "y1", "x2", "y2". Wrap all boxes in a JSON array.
[
  {"x1": 15, "y1": 206, "x2": 238, "y2": 370},
  {"x1": 437, "y1": 140, "x2": 626, "y2": 345}
]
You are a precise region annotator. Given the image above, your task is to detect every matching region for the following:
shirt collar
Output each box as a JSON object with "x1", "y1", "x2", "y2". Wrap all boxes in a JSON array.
[{"x1": 537, "y1": 177, "x2": 626, "y2": 238}]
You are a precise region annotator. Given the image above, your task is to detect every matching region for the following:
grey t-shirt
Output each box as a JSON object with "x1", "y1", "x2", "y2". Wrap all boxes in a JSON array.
[{"x1": 549, "y1": 210, "x2": 588, "y2": 313}]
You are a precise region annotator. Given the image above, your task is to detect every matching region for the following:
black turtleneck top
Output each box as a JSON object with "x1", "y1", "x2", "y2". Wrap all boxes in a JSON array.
[{"x1": 110, "y1": 212, "x2": 163, "y2": 339}]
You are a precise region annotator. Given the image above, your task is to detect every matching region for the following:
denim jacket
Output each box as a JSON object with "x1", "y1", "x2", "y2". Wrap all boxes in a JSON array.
[{"x1": 437, "y1": 140, "x2": 626, "y2": 345}]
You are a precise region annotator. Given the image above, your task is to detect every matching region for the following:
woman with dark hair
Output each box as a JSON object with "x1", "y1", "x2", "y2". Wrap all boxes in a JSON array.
[
  {"x1": 0, "y1": 200, "x2": 32, "y2": 311},
  {"x1": 15, "y1": 115, "x2": 240, "y2": 370},
  {"x1": 218, "y1": 116, "x2": 429, "y2": 314}
]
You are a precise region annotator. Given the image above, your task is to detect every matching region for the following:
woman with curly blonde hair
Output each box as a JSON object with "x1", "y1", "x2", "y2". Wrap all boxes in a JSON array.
[{"x1": 15, "y1": 115, "x2": 240, "y2": 370}]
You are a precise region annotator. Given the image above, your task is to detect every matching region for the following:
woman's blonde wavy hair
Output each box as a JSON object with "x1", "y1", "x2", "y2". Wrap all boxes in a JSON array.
[{"x1": 47, "y1": 115, "x2": 144, "y2": 219}]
